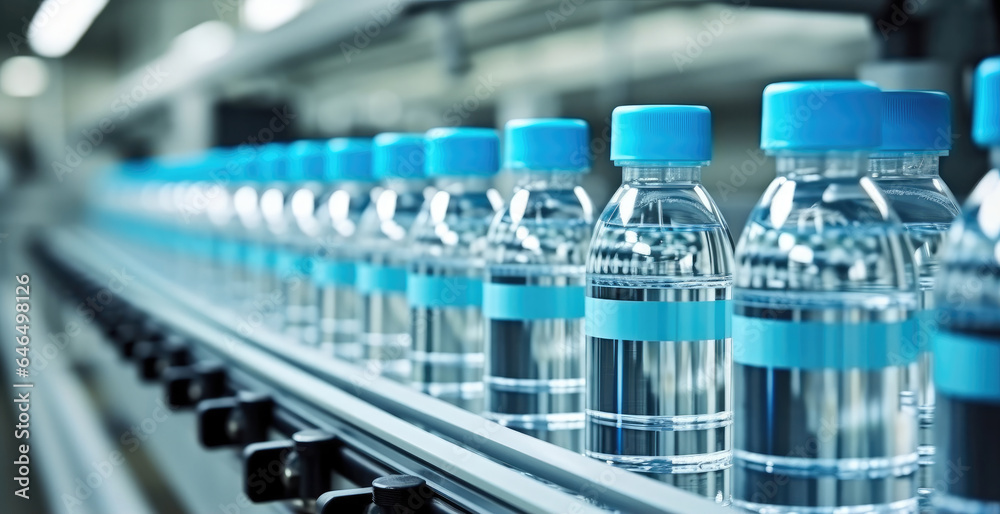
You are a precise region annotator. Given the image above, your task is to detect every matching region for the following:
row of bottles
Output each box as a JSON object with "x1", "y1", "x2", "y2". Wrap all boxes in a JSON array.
[{"x1": 85, "y1": 59, "x2": 1000, "y2": 513}]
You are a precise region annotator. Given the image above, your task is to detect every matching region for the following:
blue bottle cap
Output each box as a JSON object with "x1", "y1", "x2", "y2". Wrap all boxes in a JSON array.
[
  {"x1": 610, "y1": 105, "x2": 711, "y2": 164},
  {"x1": 198, "y1": 148, "x2": 231, "y2": 182},
  {"x1": 288, "y1": 140, "x2": 327, "y2": 182},
  {"x1": 761, "y1": 80, "x2": 882, "y2": 152},
  {"x1": 974, "y1": 56, "x2": 1000, "y2": 147},
  {"x1": 328, "y1": 137, "x2": 374, "y2": 182},
  {"x1": 425, "y1": 127, "x2": 500, "y2": 177},
  {"x1": 373, "y1": 133, "x2": 425, "y2": 180},
  {"x1": 503, "y1": 118, "x2": 590, "y2": 172},
  {"x1": 121, "y1": 157, "x2": 157, "y2": 178},
  {"x1": 257, "y1": 142, "x2": 290, "y2": 182},
  {"x1": 880, "y1": 90, "x2": 951, "y2": 152}
]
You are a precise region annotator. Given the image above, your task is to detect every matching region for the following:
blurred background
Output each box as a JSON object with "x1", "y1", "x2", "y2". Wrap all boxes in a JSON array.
[
  {"x1": 0, "y1": 1, "x2": 997, "y2": 513},
  {"x1": 0, "y1": 0, "x2": 996, "y2": 233}
]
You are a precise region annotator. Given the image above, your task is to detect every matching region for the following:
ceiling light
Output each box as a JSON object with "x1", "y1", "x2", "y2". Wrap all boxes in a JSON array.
[
  {"x1": 0, "y1": 57, "x2": 49, "y2": 98},
  {"x1": 241, "y1": 0, "x2": 312, "y2": 32},
  {"x1": 27, "y1": 0, "x2": 110, "y2": 58}
]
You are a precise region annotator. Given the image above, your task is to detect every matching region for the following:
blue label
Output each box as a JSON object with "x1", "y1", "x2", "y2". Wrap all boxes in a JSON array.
[
  {"x1": 313, "y1": 259, "x2": 356, "y2": 286},
  {"x1": 218, "y1": 241, "x2": 244, "y2": 264},
  {"x1": 733, "y1": 315, "x2": 919, "y2": 370},
  {"x1": 275, "y1": 250, "x2": 312, "y2": 278},
  {"x1": 245, "y1": 245, "x2": 275, "y2": 272},
  {"x1": 585, "y1": 298, "x2": 731, "y2": 342},
  {"x1": 356, "y1": 263, "x2": 407, "y2": 293},
  {"x1": 183, "y1": 236, "x2": 213, "y2": 258},
  {"x1": 934, "y1": 331, "x2": 1000, "y2": 403},
  {"x1": 484, "y1": 284, "x2": 585, "y2": 320},
  {"x1": 407, "y1": 274, "x2": 482, "y2": 308}
]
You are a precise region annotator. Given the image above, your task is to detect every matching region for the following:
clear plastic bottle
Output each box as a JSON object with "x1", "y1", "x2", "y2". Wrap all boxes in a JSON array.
[
  {"x1": 732, "y1": 81, "x2": 920, "y2": 513},
  {"x1": 483, "y1": 119, "x2": 594, "y2": 451},
  {"x1": 932, "y1": 56, "x2": 1000, "y2": 514},
  {"x1": 585, "y1": 106, "x2": 734, "y2": 501},
  {"x1": 868, "y1": 90, "x2": 959, "y2": 505},
  {"x1": 408, "y1": 127, "x2": 502, "y2": 412},
  {"x1": 249, "y1": 143, "x2": 292, "y2": 326},
  {"x1": 277, "y1": 141, "x2": 328, "y2": 343},
  {"x1": 201, "y1": 148, "x2": 244, "y2": 298},
  {"x1": 228, "y1": 146, "x2": 268, "y2": 306},
  {"x1": 311, "y1": 138, "x2": 375, "y2": 360},
  {"x1": 358, "y1": 133, "x2": 429, "y2": 382}
]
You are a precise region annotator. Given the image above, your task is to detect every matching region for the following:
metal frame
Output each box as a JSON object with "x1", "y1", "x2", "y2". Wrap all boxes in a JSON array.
[{"x1": 44, "y1": 228, "x2": 731, "y2": 514}]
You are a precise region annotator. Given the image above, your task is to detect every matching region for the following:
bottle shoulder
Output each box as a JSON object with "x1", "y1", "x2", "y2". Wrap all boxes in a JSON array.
[
  {"x1": 408, "y1": 190, "x2": 502, "y2": 260},
  {"x1": 734, "y1": 176, "x2": 918, "y2": 294},
  {"x1": 873, "y1": 176, "x2": 961, "y2": 226},
  {"x1": 356, "y1": 188, "x2": 427, "y2": 243},
  {"x1": 936, "y1": 191, "x2": 1000, "y2": 332},
  {"x1": 595, "y1": 182, "x2": 729, "y2": 229},
  {"x1": 586, "y1": 183, "x2": 734, "y2": 279},
  {"x1": 486, "y1": 188, "x2": 595, "y2": 267}
]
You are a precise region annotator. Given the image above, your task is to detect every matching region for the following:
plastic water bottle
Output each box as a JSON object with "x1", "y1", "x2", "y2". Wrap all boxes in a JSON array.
[
  {"x1": 311, "y1": 138, "x2": 375, "y2": 360},
  {"x1": 249, "y1": 143, "x2": 292, "y2": 326},
  {"x1": 408, "y1": 127, "x2": 502, "y2": 412},
  {"x1": 483, "y1": 119, "x2": 594, "y2": 451},
  {"x1": 732, "y1": 81, "x2": 920, "y2": 513},
  {"x1": 358, "y1": 133, "x2": 429, "y2": 382},
  {"x1": 869, "y1": 90, "x2": 959, "y2": 504},
  {"x1": 226, "y1": 147, "x2": 268, "y2": 304},
  {"x1": 201, "y1": 149, "x2": 245, "y2": 297},
  {"x1": 585, "y1": 106, "x2": 734, "y2": 501},
  {"x1": 932, "y1": 56, "x2": 1000, "y2": 514},
  {"x1": 276, "y1": 141, "x2": 329, "y2": 343}
]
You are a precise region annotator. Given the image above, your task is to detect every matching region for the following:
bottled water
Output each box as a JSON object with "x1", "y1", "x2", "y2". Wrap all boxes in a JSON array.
[
  {"x1": 202, "y1": 149, "x2": 246, "y2": 298},
  {"x1": 408, "y1": 128, "x2": 502, "y2": 412},
  {"x1": 311, "y1": 138, "x2": 375, "y2": 360},
  {"x1": 732, "y1": 81, "x2": 920, "y2": 513},
  {"x1": 868, "y1": 90, "x2": 959, "y2": 504},
  {"x1": 250, "y1": 143, "x2": 291, "y2": 326},
  {"x1": 277, "y1": 141, "x2": 328, "y2": 343},
  {"x1": 227, "y1": 147, "x2": 269, "y2": 305},
  {"x1": 585, "y1": 106, "x2": 734, "y2": 501},
  {"x1": 358, "y1": 133, "x2": 429, "y2": 382},
  {"x1": 483, "y1": 119, "x2": 594, "y2": 451},
  {"x1": 933, "y1": 56, "x2": 1000, "y2": 514}
]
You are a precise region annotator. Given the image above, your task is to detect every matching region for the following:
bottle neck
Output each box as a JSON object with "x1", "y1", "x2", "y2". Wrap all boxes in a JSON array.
[
  {"x1": 433, "y1": 176, "x2": 493, "y2": 195},
  {"x1": 869, "y1": 152, "x2": 942, "y2": 178},
  {"x1": 621, "y1": 165, "x2": 703, "y2": 185},
  {"x1": 513, "y1": 171, "x2": 583, "y2": 190},
  {"x1": 774, "y1": 151, "x2": 868, "y2": 180}
]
